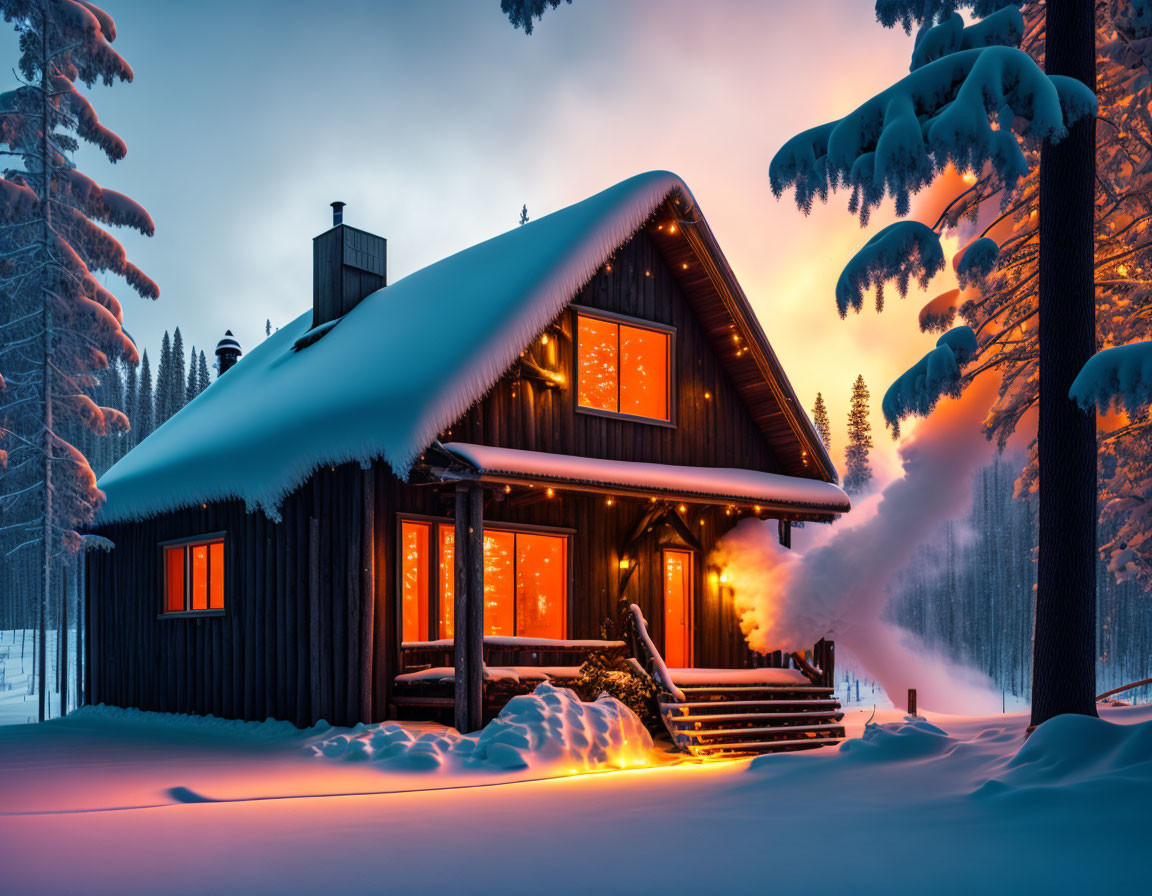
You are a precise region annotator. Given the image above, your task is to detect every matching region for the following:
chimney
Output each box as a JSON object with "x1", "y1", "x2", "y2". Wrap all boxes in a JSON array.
[
  {"x1": 312, "y1": 201, "x2": 387, "y2": 330},
  {"x1": 215, "y1": 330, "x2": 242, "y2": 375}
]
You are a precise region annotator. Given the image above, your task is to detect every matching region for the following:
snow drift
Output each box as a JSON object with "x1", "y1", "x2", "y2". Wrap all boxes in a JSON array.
[{"x1": 310, "y1": 682, "x2": 656, "y2": 775}]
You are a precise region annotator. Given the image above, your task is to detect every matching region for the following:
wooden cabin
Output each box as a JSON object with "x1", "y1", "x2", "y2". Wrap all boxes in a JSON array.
[{"x1": 86, "y1": 171, "x2": 850, "y2": 745}]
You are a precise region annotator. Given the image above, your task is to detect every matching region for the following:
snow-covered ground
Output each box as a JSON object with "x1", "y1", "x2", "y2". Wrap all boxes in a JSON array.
[
  {"x1": 0, "y1": 629, "x2": 81, "y2": 726},
  {"x1": 0, "y1": 694, "x2": 1148, "y2": 895}
]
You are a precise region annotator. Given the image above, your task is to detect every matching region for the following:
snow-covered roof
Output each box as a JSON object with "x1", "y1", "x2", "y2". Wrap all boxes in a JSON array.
[
  {"x1": 443, "y1": 443, "x2": 850, "y2": 514},
  {"x1": 96, "y1": 171, "x2": 835, "y2": 524}
]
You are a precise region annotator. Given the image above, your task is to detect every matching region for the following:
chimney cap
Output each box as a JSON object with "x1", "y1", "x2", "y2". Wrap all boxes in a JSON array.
[
  {"x1": 331, "y1": 201, "x2": 346, "y2": 226},
  {"x1": 215, "y1": 331, "x2": 241, "y2": 353}
]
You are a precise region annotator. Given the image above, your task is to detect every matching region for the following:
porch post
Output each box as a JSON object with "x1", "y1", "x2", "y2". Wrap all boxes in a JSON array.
[
  {"x1": 466, "y1": 483, "x2": 485, "y2": 733},
  {"x1": 453, "y1": 482, "x2": 485, "y2": 734}
]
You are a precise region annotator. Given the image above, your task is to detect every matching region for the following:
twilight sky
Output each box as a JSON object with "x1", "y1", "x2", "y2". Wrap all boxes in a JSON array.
[{"x1": 3, "y1": 0, "x2": 963, "y2": 479}]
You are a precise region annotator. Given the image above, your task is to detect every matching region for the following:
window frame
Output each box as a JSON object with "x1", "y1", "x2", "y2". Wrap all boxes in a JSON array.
[
  {"x1": 157, "y1": 532, "x2": 228, "y2": 619},
  {"x1": 394, "y1": 513, "x2": 574, "y2": 643},
  {"x1": 571, "y1": 305, "x2": 677, "y2": 428}
]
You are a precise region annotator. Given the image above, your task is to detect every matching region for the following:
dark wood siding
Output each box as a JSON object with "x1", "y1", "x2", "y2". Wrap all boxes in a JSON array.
[
  {"x1": 442, "y1": 229, "x2": 782, "y2": 472},
  {"x1": 87, "y1": 464, "x2": 375, "y2": 728}
]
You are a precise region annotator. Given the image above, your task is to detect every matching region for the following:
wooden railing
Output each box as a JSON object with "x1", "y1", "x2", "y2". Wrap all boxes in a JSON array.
[
  {"x1": 399, "y1": 636, "x2": 628, "y2": 675},
  {"x1": 624, "y1": 604, "x2": 685, "y2": 703}
]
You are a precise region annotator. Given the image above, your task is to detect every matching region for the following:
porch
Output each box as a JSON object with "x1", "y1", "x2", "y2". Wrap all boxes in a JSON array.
[
  {"x1": 392, "y1": 610, "x2": 844, "y2": 755},
  {"x1": 406, "y1": 442, "x2": 849, "y2": 737}
]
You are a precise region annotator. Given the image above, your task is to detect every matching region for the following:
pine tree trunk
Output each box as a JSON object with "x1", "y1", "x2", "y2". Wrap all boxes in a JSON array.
[
  {"x1": 1031, "y1": 0, "x2": 1098, "y2": 727},
  {"x1": 36, "y1": 1, "x2": 53, "y2": 724}
]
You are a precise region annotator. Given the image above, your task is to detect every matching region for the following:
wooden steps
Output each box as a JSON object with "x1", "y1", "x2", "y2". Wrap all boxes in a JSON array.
[
  {"x1": 662, "y1": 682, "x2": 846, "y2": 756},
  {"x1": 624, "y1": 604, "x2": 846, "y2": 758}
]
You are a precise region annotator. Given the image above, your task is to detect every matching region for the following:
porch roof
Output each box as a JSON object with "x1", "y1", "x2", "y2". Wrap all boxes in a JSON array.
[{"x1": 441, "y1": 443, "x2": 850, "y2": 516}]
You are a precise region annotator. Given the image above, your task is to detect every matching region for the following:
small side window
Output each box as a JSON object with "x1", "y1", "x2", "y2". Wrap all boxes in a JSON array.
[{"x1": 161, "y1": 536, "x2": 225, "y2": 614}]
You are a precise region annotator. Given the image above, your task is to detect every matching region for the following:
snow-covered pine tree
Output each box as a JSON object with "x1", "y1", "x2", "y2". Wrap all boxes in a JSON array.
[
  {"x1": 135, "y1": 349, "x2": 153, "y2": 442},
  {"x1": 196, "y1": 349, "x2": 209, "y2": 394},
  {"x1": 170, "y1": 326, "x2": 185, "y2": 415},
  {"x1": 844, "y1": 375, "x2": 873, "y2": 494},
  {"x1": 123, "y1": 351, "x2": 136, "y2": 447},
  {"x1": 502, "y1": 0, "x2": 571, "y2": 34},
  {"x1": 0, "y1": 0, "x2": 155, "y2": 719},
  {"x1": 811, "y1": 392, "x2": 831, "y2": 451},
  {"x1": 185, "y1": 344, "x2": 198, "y2": 403},
  {"x1": 771, "y1": 1, "x2": 1099, "y2": 725},
  {"x1": 154, "y1": 329, "x2": 170, "y2": 424},
  {"x1": 519, "y1": 204, "x2": 529, "y2": 225},
  {"x1": 265, "y1": 318, "x2": 271, "y2": 337}
]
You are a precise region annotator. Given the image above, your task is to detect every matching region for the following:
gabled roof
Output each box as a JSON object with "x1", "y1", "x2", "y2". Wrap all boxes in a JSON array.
[{"x1": 96, "y1": 171, "x2": 835, "y2": 524}]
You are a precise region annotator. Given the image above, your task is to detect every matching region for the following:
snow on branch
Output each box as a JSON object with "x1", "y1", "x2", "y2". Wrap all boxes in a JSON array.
[
  {"x1": 909, "y1": 8, "x2": 1024, "y2": 71},
  {"x1": 836, "y1": 221, "x2": 944, "y2": 317},
  {"x1": 502, "y1": 0, "x2": 572, "y2": 34},
  {"x1": 770, "y1": 46, "x2": 1097, "y2": 222},
  {"x1": 55, "y1": 76, "x2": 126, "y2": 161},
  {"x1": 919, "y1": 288, "x2": 960, "y2": 332},
  {"x1": 955, "y1": 237, "x2": 1000, "y2": 286},
  {"x1": 876, "y1": 0, "x2": 1021, "y2": 33},
  {"x1": 0, "y1": 176, "x2": 38, "y2": 220},
  {"x1": 1070, "y1": 341, "x2": 1152, "y2": 415},
  {"x1": 59, "y1": 168, "x2": 154, "y2": 235},
  {"x1": 882, "y1": 325, "x2": 978, "y2": 433}
]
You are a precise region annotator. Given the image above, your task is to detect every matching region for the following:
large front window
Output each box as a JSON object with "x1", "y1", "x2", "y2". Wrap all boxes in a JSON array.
[
  {"x1": 400, "y1": 519, "x2": 568, "y2": 642},
  {"x1": 576, "y1": 310, "x2": 672, "y2": 422}
]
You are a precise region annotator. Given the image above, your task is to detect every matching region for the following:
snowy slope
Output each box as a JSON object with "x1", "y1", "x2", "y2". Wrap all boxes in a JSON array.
[{"x1": 95, "y1": 172, "x2": 697, "y2": 523}]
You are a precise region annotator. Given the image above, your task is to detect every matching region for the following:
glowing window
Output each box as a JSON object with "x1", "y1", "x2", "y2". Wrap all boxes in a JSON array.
[
  {"x1": 409, "y1": 520, "x2": 567, "y2": 640},
  {"x1": 401, "y1": 521, "x2": 431, "y2": 642},
  {"x1": 576, "y1": 312, "x2": 670, "y2": 422},
  {"x1": 162, "y1": 536, "x2": 225, "y2": 614}
]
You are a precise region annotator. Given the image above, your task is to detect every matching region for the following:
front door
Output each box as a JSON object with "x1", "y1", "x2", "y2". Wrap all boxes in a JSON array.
[{"x1": 662, "y1": 549, "x2": 693, "y2": 667}]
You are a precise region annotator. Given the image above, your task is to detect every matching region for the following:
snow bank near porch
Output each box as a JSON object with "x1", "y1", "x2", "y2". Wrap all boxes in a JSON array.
[{"x1": 311, "y1": 682, "x2": 657, "y2": 774}]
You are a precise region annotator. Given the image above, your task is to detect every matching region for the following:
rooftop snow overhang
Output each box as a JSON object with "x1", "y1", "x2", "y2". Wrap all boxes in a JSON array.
[{"x1": 437, "y1": 442, "x2": 850, "y2": 518}]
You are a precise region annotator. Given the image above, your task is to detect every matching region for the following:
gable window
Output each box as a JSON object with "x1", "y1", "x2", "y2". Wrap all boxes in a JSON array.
[
  {"x1": 575, "y1": 309, "x2": 672, "y2": 423},
  {"x1": 399, "y1": 518, "x2": 568, "y2": 642},
  {"x1": 161, "y1": 535, "x2": 225, "y2": 615}
]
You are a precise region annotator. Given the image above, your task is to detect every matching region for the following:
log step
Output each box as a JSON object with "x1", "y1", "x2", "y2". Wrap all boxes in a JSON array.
[
  {"x1": 668, "y1": 710, "x2": 844, "y2": 725},
  {"x1": 662, "y1": 698, "x2": 841, "y2": 711},
  {"x1": 676, "y1": 722, "x2": 846, "y2": 740},
  {"x1": 687, "y1": 737, "x2": 843, "y2": 755},
  {"x1": 678, "y1": 685, "x2": 834, "y2": 695}
]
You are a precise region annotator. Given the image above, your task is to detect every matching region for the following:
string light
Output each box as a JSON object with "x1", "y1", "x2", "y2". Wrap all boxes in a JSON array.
[
  {"x1": 704, "y1": 391, "x2": 712, "y2": 400},
  {"x1": 606, "y1": 497, "x2": 615, "y2": 506},
  {"x1": 753, "y1": 505, "x2": 762, "y2": 514},
  {"x1": 504, "y1": 484, "x2": 511, "y2": 494},
  {"x1": 541, "y1": 333, "x2": 549, "y2": 346},
  {"x1": 645, "y1": 270, "x2": 651, "y2": 277},
  {"x1": 546, "y1": 487, "x2": 555, "y2": 498},
  {"x1": 678, "y1": 504, "x2": 687, "y2": 514},
  {"x1": 668, "y1": 224, "x2": 677, "y2": 234},
  {"x1": 681, "y1": 262, "x2": 688, "y2": 270}
]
